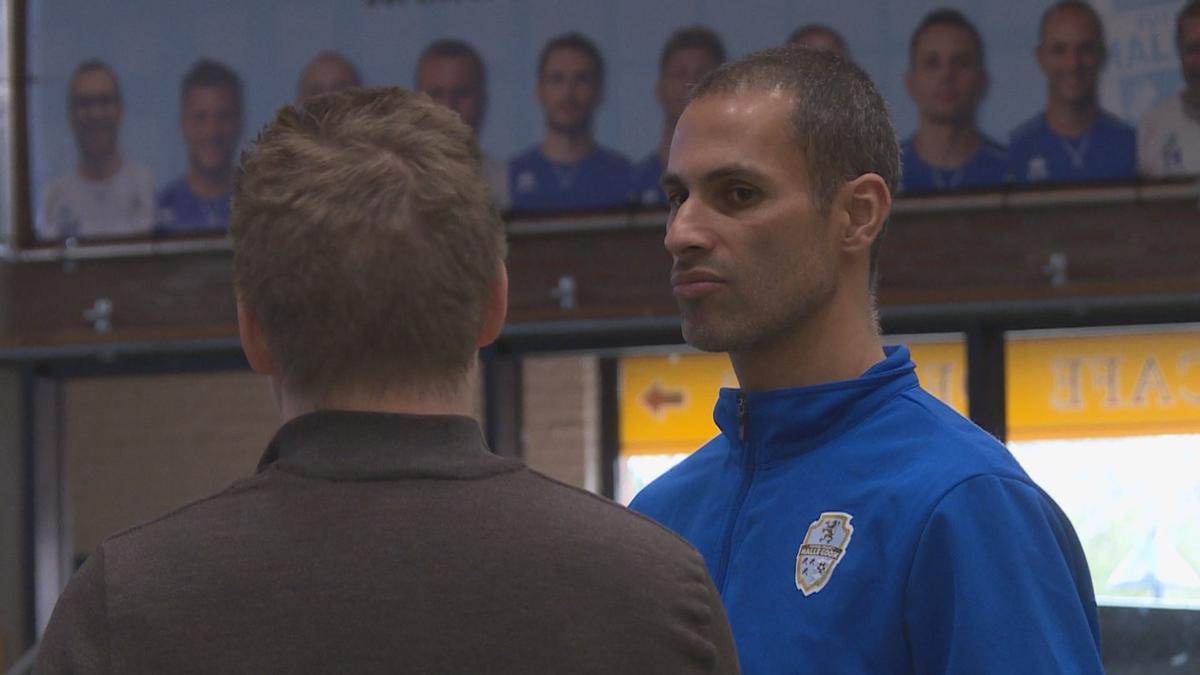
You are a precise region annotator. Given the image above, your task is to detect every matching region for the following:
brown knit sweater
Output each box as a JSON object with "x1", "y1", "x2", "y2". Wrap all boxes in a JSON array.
[{"x1": 36, "y1": 411, "x2": 739, "y2": 674}]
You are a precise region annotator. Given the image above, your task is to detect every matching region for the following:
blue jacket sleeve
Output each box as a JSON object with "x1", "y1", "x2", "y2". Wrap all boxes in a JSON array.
[{"x1": 904, "y1": 474, "x2": 1103, "y2": 674}]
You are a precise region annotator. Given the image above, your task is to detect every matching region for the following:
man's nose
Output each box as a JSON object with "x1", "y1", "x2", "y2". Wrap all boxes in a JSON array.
[{"x1": 664, "y1": 197, "x2": 713, "y2": 260}]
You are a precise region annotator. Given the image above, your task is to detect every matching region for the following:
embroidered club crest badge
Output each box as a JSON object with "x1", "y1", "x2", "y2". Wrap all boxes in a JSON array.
[{"x1": 796, "y1": 511, "x2": 854, "y2": 596}]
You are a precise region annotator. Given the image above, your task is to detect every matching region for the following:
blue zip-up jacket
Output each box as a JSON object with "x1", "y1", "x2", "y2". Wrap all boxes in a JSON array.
[{"x1": 631, "y1": 346, "x2": 1103, "y2": 674}]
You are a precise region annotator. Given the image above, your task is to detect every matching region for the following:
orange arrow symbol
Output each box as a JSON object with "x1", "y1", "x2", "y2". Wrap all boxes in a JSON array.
[{"x1": 643, "y1": 382, "x2": 685, "y2": 416}]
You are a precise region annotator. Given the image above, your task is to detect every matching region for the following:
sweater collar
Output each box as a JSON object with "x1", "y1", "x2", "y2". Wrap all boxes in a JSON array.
[
  {"x1": 257, "y1": 410, "x2": 522, "y2": 481},
  {"x1": 714, "y1": 345, "x2": 919, "y2": 465}
]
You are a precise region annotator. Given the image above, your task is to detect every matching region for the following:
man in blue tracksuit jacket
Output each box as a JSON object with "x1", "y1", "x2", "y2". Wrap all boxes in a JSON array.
[{"x1": 634, "y1": 46, "x2": 1104, "y2": 674}]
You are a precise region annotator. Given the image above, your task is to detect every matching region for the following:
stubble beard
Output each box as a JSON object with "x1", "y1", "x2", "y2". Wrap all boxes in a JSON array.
[
  {"x1": 79, "y1": 126, "x2": 118, "y2": 164},
  {"x1": 548, "y1": 117, "x2": 590, "y2": 137},
  {"x1": 679, "y1": 275, "x2": 838, "y2": 355}
]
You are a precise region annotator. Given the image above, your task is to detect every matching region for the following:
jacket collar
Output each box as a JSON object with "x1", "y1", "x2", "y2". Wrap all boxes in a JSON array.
[
  {"x1": 714, "y1": 345, "x2": 919, "y2": 466},
  {"x1": 257, "y1": 410, "x2": 522, "y2": 481}
]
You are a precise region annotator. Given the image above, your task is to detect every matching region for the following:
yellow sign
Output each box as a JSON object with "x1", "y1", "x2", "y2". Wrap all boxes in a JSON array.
[
  {"x1": 906, "y1": 341, "x2": 968, "y2": 415},
  {"x1": 620, "y1": 352, "x2": 734, "y2": 456},
  {"x1": 1007, "y1": 330, "x2": 1200, "y2": 440},
  {"x1": 620, "y1": 342, "x2": 967, "y2": 456}
]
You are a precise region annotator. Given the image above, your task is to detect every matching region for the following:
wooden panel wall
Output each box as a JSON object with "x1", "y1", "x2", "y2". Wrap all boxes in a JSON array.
[{"x1": 2, "y1": 186, "x2": 1198, "y2": 352}]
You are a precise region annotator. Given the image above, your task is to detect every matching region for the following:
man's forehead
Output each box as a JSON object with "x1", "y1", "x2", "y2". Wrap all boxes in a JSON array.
[
  {"x1": 1044, "y1": 7, "x2": 1101, "y2": 40},
  {"x1": 308, "y1": 58, "x2": 354, "y2": 79},
  {"x1": 916, "y1": 23, "x2": 976, "y2": 51},
  {"x1": 668, "y1": 93, "x2": 800, "y2": 174},
  {"x1": 683, "y1": 90, "x2": 793, "y2": 126},
  {"x1": 185, "y1": 85, "x2": 237, "y2": 110},
  {"x1": 422, "y1": 55, "x2": 479, "y2": 79},
  {"x1": 666, "y1": 46, "x2": 718, "y2": 70},
  {"x1": 72, "y1": 69, "x2": 117, "y2": 94},
  {"x1": 545, "y1": 47, "x2": 595, "y2": 72}
]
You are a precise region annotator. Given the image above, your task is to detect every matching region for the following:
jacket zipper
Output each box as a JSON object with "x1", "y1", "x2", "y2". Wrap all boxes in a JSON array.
[{"x1": 715, "y1": 393, "x2": 755, "y2": 593}]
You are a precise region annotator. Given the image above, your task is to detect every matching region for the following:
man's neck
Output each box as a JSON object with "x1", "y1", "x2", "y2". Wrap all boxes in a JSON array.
[
  {"x1": 276, "y1": 382, "x2": 473, "y2": 426},
  {"x1": 185, "y1": 166, "x2": 232, "y2": 200},
  {"x1": 730, "y1": 290, "x2": 886, "y2": 392},
  {"x1": 1045, "y1": 97, "x2": 1099, "y2": 138},
  {"x1": 540, "y1": 127, "x2": 596, "y2": 164},
  {"x1": 912, "y1": 121, "x2": 982, "y2": 169},
  {"x1": 78, "y1": 152, "x2": 123, "y2": 182}
]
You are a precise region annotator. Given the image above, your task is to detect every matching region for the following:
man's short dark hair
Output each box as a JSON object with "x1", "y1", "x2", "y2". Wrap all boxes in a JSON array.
[
  {"x1": 537, "y1": 32, "x2": 604, "y2": 86},
  {"x1": 690, "y1": 46, "x2": 900, "y2": 291},
  {"x1": 786, "y1": 24, "x2": 848, "y2": 54},
  {"x1": 181, "y1": 58, "x2": 243, "y2": 112},
  {"x1": 68, "y1": 59, "x2": 120, "y2": 102},
  {"x1": 416, "y1": 38, "x2": 487, "y2": 89},
  {"x1": 909, "y1": 9, "x2": 985, "y2": 66},
  {"x1": 659, "y1": 25, "x2": 726, "y2": 74},
  {"x1": 1039, "y1": 1, "x2": 1105, "y2": 44},
  {"x1": 1178, "y1": 0, "x2": 1200, "y2": 46}
]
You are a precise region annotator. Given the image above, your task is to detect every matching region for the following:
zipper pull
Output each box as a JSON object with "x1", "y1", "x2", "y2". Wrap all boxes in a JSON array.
[{"x1": 737, "y1": 394, "x2": 747, "y2": 442}]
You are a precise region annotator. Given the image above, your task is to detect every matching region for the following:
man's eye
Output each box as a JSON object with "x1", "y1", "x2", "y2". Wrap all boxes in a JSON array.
[
  {"x1": 666, "y1": 191, "x2": 687, "y2": 209},
  {"x1": 729, "y1": 186, "x2": 757, "y2": 204}
]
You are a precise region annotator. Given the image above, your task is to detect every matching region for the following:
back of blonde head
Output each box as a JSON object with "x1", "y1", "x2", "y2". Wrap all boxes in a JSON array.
[{"x1": 230, "y1": 87, "x2": 506, "y2": 403}]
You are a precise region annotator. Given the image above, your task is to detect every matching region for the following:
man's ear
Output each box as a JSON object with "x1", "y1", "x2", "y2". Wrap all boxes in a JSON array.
[
  {"x1": 836, "y1": 173, "x2": 891, "y2": 256},
  {"x1": 477, "y1": 262, "x2": 509, "y2": 348},
  {"x1": 236, "y1": 294, "x2": 277, "y2": 376}
]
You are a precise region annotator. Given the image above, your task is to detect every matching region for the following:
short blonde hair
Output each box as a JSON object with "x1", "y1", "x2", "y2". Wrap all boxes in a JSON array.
[{"x1": 230, "y1": 86, "x2": 506, "y2": 401}]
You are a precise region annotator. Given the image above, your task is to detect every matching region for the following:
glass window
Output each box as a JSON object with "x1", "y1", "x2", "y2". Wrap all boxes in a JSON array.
[{"x1": 1006, "y1": 325, "x2": 1200, "y2": 610}]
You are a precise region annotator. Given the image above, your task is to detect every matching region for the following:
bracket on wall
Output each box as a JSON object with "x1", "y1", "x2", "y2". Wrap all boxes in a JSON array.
[
  {"x1": 550, "y1": 275, "x2": 577, "y2": 311},
  {"x1": 1042, "y1": 252, "x2": 1068, "y2": 287},
  {"x1": 82, "y1": 298, "x2": 113, "y2": 334}
]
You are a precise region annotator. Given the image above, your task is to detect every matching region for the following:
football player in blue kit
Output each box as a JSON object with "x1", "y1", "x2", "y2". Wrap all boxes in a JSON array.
[
  {"x1": 156, "y1": 59, "x2": 244, "y2": 235},
  {"x1": 1010, "y1": 0, "x2": 1135, "y2": 184},
  {"x1": 508, "y1": 32, "x2": 632, "y2": 213},
  {"x1": 901, "y1": 9, "x2": 1009, "y2": 192},
  {"x1": 631, "y1": 26, "x2": 726, "y2": 208}
]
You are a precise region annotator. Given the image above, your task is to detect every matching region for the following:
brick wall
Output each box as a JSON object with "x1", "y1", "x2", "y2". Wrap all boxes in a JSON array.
[
  {"x1": 38, "y1": 354, "x2": 598, "y2": 584},
  {"x1": 64, "y1": 371, "x2": 279, "y2": 554},
  {"x1": 521, "y1": 355, "x2": 599, "y2": 492}
]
